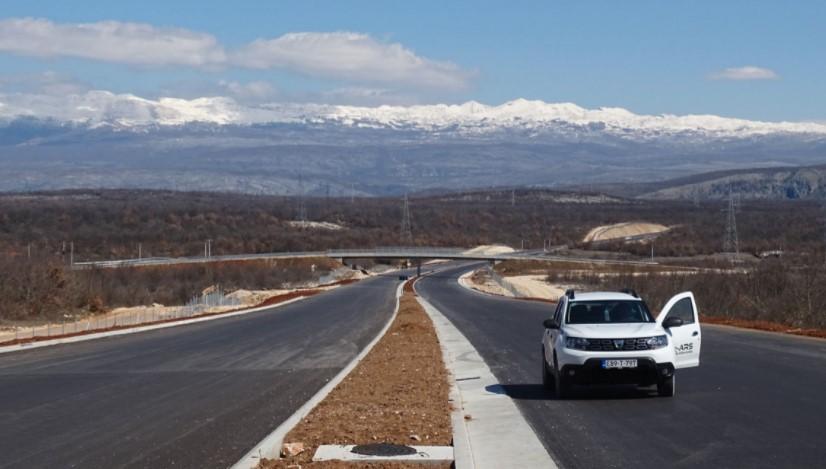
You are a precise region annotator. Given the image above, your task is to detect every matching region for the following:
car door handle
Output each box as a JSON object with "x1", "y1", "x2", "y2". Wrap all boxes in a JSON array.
[{"x1": 692, "y1": 331, "x2": 699, "y2": 336}]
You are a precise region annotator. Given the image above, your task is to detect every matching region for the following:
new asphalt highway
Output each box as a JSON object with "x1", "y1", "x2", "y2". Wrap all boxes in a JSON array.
[
  {"x1": 0, "y1": 273, "x2": 401, "y2": 468},
  {"x1": 417, "y1": 264, "x2": 826, "y2": 469}
]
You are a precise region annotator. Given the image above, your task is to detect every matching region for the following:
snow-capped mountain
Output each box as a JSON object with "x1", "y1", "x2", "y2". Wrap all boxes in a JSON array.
[
  {"x1": 2, "y1": 90, "x2": 825, "y2": 139},
  {"x1": 1, "y1": 90, "x2": 825, "y2": 197}
]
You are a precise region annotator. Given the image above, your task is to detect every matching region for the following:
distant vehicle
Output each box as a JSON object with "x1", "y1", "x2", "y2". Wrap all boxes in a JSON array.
[
  {"x1": 399, "y1": 275, "x2": 410, "y2": 281},
  {"x1": 541, "y1": 289, "x2": 701, "y2": 398}
]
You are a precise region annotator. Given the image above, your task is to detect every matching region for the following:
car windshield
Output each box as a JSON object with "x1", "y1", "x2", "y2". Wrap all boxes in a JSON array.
[{"x1": 567, "y1": 300, "x2": 654, "y2": 324}]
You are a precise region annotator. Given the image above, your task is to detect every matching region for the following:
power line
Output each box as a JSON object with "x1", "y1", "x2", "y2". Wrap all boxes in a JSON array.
[{"x1": 400, "y1": 193, "x2": 413, "y2": 245}]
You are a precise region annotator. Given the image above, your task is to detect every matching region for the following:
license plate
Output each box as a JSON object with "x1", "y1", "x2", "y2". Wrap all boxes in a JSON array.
[{"x1": 601, "y1": 359, "x2": 638, "y2": 369}]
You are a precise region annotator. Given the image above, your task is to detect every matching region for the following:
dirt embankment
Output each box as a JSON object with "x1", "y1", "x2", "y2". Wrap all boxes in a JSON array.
[
  {"x1": 583, "y1": 222, "x2": 669, "y2": 243},
  {"x1": 261, "y1": 284, "x2": 452, "y2": 468}
]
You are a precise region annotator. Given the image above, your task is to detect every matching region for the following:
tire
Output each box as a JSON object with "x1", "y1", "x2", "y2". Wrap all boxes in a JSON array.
[
  {"x1": 657, "y1": 374, "x2": 676, "y2": 397},
  {"x1": 554, "y1": 355, "x2": 573, "y2": 399},
  {"x1": 541, "y1": 348, "x2": 554, "y2": 390}
]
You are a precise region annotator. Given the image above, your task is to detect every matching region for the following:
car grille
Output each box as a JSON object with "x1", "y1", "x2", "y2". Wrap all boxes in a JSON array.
[{"x1": 585, "y1": 337, "x2": 652, "y2": 352}]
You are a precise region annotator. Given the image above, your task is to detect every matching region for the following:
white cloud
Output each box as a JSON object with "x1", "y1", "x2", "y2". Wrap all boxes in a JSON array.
[
  {"x1": 218, "y1": 80, "x2": 277, "y2": 102},
  {"x1": 232, "y1": 32, "x2": 471, "y2": 89},
  {"x1": 0, "y1": 70, "x2": 90, "y2": 95},
  {"x1": 710, "y1": 66, "x2": 779, "y2": 81},
  {"x1": 0, "y1": 17, "x2": 226, "y2": 67},
  {"x1": 0, "y1": 19, "x2": 472, "y2": 91}
]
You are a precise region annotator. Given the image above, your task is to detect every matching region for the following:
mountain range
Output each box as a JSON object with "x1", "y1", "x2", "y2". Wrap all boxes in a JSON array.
[{"x1": 1, "y1": 92, "x2": 825, "y2": 196}]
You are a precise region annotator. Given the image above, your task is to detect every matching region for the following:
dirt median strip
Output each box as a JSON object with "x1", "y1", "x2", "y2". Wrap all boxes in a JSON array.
[{"x1": 260, "y1": 283, "x2": 452, "y2": 468}]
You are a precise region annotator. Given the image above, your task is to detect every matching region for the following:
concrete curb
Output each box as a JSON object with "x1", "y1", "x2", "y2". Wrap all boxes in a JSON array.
[
  {"x1": 0, "y1": 296, "x2": 311, "y2": 355},
  {"x1": 416, "y1": 284, "x2": 557, "y2": 469},
  {"x1": 231, "y1": 280, "x2": 406, "y2": 468}
]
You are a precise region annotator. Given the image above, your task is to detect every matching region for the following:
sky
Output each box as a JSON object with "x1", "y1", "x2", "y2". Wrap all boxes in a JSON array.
[{"x1": 0, "y1": 0, "x2": 823, "y2": 121}]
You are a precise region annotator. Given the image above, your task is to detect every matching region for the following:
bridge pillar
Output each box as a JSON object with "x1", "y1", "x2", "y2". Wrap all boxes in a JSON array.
[{"x1": 416, "y1": 260, "x2": 421, "y2": 277}]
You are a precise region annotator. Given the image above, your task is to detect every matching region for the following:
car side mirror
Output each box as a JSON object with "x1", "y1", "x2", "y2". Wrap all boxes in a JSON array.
[
  {"x1": 663, "y1": 316, "x2": 684, "y2": 328},
  {"x1": 543, "y1": 319, "x2": 559, "y2": 329}
]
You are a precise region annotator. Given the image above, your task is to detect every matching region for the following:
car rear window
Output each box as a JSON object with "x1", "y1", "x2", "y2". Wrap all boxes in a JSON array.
[{"x1": 567, "y1": 300, "x2": 654, "y2": 324}]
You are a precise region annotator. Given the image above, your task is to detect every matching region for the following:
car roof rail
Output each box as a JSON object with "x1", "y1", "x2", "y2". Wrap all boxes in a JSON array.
[
  {"x1": 621, "y1": 288, "x2": 639, "y2": 298},
  {"x1": 565, "y1": 288, "x2": 575, "y2": 299}
]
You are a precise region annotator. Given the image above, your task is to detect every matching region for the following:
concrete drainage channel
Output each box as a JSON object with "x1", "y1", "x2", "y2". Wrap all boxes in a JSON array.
[{"x1": 415, "y1": 283, "x2": 558, "y2": 469}]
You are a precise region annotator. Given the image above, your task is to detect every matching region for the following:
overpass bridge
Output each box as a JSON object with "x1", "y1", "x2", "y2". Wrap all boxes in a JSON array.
[{"x1": 72, "y1": 247, "x2": 659, "y2": 271}]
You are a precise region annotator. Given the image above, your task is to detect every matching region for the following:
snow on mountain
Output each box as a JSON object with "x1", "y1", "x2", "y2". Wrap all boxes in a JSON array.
[{"x1": 1, "y1": 90, "x2": 826, "y2": 138}]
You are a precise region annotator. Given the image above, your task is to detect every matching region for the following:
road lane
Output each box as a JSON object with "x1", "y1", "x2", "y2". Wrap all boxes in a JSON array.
[
  {"x1": 0, "y1": 274, "x2": 401, "y2": 469},
  {"x1": 417, "y1": 264, "x2": 826, "y2": 469}
]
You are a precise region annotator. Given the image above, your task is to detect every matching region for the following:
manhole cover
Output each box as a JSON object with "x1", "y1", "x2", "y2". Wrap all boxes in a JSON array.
[{"x1": 351, "y1": 443, "x2": 417, "y2": 457}]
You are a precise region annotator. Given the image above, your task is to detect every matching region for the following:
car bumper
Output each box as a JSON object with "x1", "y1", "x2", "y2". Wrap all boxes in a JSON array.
[
  {"x1": 555, "y1": 346, "x2": 675, "y2": 386},
  {"x1": 560, "y1": 358, "x2": 674, "y2": 386}
]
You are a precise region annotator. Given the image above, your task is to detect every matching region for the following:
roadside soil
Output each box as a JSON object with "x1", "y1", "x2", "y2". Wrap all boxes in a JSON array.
[
  {"x1": 0, "y1": 279, "x2": 360, "y2": 347},
  {"x1": 703, "y1": 316, "x2": 826, "y2": 339},
  {"x1": 583, "y1": 222, "x2": 670, "y2": 243},
  {"x1": 464, "y1": 269, "x2": 561, "y2": 303},
  {"x1": 260, "y1": 282, "x2": 452, "y2": 468}
]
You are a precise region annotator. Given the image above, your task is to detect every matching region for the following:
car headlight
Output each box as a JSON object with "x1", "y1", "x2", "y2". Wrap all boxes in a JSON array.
[
  {"x1": 565, "y1": 337, "x2": 590, "y2": 350},
  {"x1": 646, "y1": 335, "x2": 668, "y2": 349}
]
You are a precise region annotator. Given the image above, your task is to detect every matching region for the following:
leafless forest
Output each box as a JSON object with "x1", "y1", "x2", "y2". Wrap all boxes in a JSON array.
[{"x1": 0, "y1": 189, "x2": 823, "y2": 324}]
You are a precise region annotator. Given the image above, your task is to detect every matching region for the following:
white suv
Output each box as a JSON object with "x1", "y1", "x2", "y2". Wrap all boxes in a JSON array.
[{"x1": 541, "y1": 289, "x2": 701, "y2": 397}]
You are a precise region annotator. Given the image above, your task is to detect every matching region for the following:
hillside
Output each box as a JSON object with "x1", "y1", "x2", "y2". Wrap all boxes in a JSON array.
[{"x1": 637, "y1": 165, "x2": 826, "y2": 200}]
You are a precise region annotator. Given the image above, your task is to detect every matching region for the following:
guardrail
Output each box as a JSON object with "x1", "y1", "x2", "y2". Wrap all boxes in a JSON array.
[{"x1": 0, "y1": 286, "x2": 242, "y2": 345}]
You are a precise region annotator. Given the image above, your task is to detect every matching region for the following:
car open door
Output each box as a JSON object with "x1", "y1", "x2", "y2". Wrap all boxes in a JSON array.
[{"x1": 657, "y1": 292, "x2": 702, "y2": 368}]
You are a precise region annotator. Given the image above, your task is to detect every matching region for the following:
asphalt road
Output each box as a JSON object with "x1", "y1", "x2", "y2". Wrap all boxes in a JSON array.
[
  {"x1": 417, "y1": 264, "x2": 826, "y2": 469},
  {"x1": 0, "y1": 274, "x2": 401, "y2": 468}
]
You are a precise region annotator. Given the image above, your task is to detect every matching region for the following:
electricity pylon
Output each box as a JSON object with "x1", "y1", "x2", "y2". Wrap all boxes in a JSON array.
[
  {"x1": 400, "y1": 193, "x2": 413, "y2": 245},
  {"x1": 723, "y1": 188, "x2": 739, "y2": 257}
]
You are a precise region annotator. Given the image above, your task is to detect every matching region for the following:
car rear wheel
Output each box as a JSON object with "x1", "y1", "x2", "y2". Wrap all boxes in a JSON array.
[{"x1": 657, "y1": 374, "x2": 675, "y2": 397}]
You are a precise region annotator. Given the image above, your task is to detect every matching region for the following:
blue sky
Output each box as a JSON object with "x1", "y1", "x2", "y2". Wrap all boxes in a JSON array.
[{"x1": 0, "y1": 0, "x2": 823, "y2": 121}]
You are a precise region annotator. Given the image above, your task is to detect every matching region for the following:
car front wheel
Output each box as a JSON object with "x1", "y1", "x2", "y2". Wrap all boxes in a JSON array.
[
  {"x1": 657, "y1": 374, "x2": 675, "y2": 397},
  {"x1": 541, "y1": 348, "x2": 554, "y2": 390},
  {"x1": 554, "y1": 355, "x2": 573, "y2": 399}
]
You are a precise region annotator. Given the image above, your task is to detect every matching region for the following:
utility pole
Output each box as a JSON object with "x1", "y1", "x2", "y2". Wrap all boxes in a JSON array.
[
  {"x1": 400, "y1": 193, "x2": 413, "y2": 245},
  {"x1": 723, "y1": 187, "x2": 739, "y2": 258},
  {"x1": 70, "y1": 242, "x2": 74, "y2": 266},
  {"x1": 651, "y1": 241, "x2": 655, "y2": 261},
  {"x1": 138, "y1": 243, "x2": 142, "y2": 260}
]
